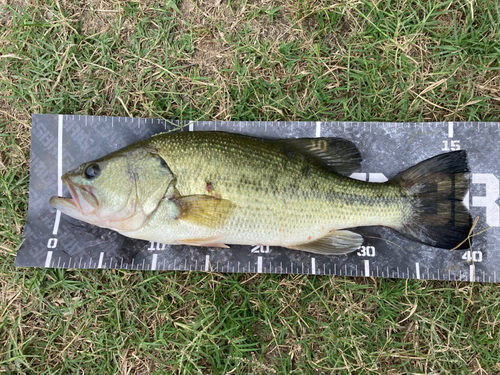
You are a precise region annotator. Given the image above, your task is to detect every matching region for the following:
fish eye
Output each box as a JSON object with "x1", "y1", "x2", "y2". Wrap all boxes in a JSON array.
[{"x1": 84, "y1": 164, "x2": 100, "y2": 180}]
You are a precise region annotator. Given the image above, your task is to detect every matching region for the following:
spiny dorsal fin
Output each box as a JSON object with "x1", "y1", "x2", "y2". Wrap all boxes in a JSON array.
[
  {"x1": 286, "y1": 230, "x2": 363, "y2": 255},
  {"x1": 171, "y1": 195, "x2": 233, "y2": 228},
  {"x1": 275, "y1": 137, "x2": 362, "y2": 175}
]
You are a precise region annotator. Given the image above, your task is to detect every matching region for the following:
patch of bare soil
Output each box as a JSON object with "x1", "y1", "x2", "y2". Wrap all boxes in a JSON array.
[{"x1": 178, "y1": 0, "x2": 234, "y2": 77}]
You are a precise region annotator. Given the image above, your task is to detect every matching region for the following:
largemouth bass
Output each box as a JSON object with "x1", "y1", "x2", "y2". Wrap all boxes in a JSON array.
[{"x1": 50, "y1": 131, "x2": 472, "y2": 254}]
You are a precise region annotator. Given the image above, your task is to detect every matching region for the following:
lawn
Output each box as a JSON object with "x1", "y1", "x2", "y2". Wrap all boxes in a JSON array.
[{"x1": 1, "y1": 0, "x2": 500, "y2": 373}]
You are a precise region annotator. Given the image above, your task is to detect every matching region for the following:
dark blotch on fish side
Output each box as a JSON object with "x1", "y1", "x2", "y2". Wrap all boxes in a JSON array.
[
  {"x1": 284, "y1": 149, "x2": 294, "y2": 159},
  {"x1": 302, "y1": 166, "x2": 311, "y2": 178}
]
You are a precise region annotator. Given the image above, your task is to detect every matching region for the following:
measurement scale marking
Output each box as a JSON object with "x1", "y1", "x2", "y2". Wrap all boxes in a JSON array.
[
  {"x1": 315, "y1": 122, "x2": 321, "y2": 137},
  {"x1": 52, "y1": 115, "x2": 64, "y2": 235},
  {"x1": 257, "y1": 257, "x2": 263, "y2": 273},
  {"x1": 98, "y1": 252, "x2": 104, "y2": 268},
  {"x1": 45, "y1": 251, "x2": 53, "y2": 267},
  {"x1": 364, "y1": 260, "x2": 370, "y2": 277},
  {"x1": 24, "y1": 119, "x2": 500, "y2": 283},
  {"x1": 205, "y1": 255, "x2": 210, "y2": 272}
]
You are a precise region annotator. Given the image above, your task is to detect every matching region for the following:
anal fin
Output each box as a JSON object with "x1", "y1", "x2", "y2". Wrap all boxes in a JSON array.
[{"x1": 287, "y1": 230, "x2": 363, "y2": 255}]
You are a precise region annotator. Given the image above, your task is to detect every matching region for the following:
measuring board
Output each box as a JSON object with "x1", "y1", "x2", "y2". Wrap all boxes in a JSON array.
[{"x1": 16, "y1": 114, "x2": 500, "y2": 283}]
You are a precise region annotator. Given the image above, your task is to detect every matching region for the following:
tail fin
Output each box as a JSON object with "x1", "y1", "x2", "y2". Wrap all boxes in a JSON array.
[{"x1": 393, "y1": 151, "x2": 472, "y2": 250}]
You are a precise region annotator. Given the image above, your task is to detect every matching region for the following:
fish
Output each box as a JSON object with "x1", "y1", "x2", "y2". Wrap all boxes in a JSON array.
[{"x1": 49, "y1": 131, "x2": 472, "y2": 254}]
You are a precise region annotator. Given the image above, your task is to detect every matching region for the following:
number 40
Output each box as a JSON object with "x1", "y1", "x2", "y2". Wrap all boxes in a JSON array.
[{"x1": 462, "y1": 251, "x2": 483, "y2": 262}]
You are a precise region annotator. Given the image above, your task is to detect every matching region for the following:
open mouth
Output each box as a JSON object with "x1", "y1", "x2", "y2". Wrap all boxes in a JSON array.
[
  {"x1": 49, "y1": 175, "x2": 79, "y2": 211},
  {"x1": 49, "y1": 174, "x2": 98, "y2": 213}
]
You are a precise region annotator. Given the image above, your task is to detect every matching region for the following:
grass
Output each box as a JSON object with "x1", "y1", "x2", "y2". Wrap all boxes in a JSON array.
[{"x1": 1, "y1": 0, "x2": 500, "y2": 372}]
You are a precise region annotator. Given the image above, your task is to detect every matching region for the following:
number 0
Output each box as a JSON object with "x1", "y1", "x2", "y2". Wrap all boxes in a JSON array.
[{"x1": 47, "y1": 238, "x2": 58, "y2": 248}]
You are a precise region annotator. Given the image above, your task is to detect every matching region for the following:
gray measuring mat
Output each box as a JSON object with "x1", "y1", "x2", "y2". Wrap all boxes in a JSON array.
[{"x1": 16, "y1": 114, "x2": 500, "y2": 283}]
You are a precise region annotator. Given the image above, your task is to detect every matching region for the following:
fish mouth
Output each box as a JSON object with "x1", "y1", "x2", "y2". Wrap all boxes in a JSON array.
[{"x1": 49, "y1": 174, "x2": 98, "y2": 214}]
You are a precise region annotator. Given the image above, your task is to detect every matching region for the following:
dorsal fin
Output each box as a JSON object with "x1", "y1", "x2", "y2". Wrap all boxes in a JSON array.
[{"x1": 275, "y1": 137, "x2": 362, "y2": 175}]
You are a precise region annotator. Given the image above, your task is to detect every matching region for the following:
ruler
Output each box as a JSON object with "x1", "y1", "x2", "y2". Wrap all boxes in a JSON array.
[{"x1": 17, "y1": 115, "x2": 500, "y2": 283}]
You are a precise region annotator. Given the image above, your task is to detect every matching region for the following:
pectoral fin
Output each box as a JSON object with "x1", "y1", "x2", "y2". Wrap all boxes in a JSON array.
[
  {"x1": 171, "y1": 195, "x2": 233, "y2": 228},
  {"x1": 176, "y1": 235, "x2": 229, "y2": 248},
  {"x1": 287, "y1": 230, "x2": 363, "y2": 255}
]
